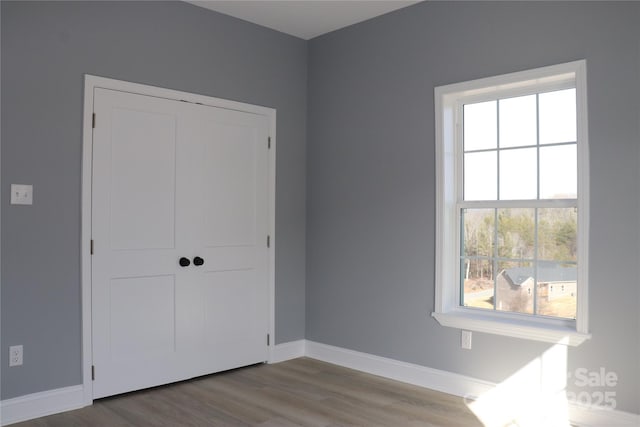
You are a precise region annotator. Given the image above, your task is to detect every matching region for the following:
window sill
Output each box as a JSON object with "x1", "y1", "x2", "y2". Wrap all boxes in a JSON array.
[{"x1": 431, "y1": 310, "x2": 591, "y2": 346}]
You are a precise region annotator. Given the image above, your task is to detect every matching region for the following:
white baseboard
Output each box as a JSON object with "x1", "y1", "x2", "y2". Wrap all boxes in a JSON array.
[
  {"x1": 304, "y1": 340, "x2": 639, "y2": 427},
  {"x1": 2, "y1": 341, "x2": 637, "y2": 426},
  {"x1": 270, "y1": 339, "x2": 306, "y2": 363},
  {"x1": 0, "y1": 339, "x2": 308, "y2": 425},
  {"x1": 305, "y1": 340, "x2": 494, "y2": 400},
  {"x1": 0, "y1": 385, "x2": 85, "y2": 426},
  {"x1": 568, "y1": 404, "x2": 640, "y2": 427}
]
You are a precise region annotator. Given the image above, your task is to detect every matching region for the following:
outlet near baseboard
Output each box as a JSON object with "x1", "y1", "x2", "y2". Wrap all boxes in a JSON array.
[
  {"x1": 461, "y1": 330, "x2": 472, "y2": 350},
  {"x1": 9, "y1": 345, "x2": 23, "y2": 366}
]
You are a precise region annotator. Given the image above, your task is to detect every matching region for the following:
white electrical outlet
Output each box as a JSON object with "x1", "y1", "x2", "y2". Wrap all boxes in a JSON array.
[
  {"x1": 10, "y1": 184, "x2": 33, "y2": 205},
  {"x1": 9, "y1": 345, "x2": 23, "y2": 367},
  {"x1": 461, "y1": 330, "x2": 472, "y2": 350}
]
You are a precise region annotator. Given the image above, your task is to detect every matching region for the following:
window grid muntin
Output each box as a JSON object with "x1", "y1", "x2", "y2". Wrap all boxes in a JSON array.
[
  {"x1": 463, "y1": 140, "x2": 577, "y2": 155},
  {"x1": 496, "y1": 100, "x2": 500, "y2": 200},
  {"x1": 536, "y1": 93, "x2": 541, "y2": 200}
]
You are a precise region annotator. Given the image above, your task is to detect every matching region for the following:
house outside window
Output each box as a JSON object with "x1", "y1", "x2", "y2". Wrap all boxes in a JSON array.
[{"x1": 433, "y1": 61, "x2": 590, "y2": 346}]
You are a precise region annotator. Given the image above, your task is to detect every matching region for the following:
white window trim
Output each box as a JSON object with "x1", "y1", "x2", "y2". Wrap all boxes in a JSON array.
[{"x1": 432, "y1": 60, "x2": 590, "y2": 346}]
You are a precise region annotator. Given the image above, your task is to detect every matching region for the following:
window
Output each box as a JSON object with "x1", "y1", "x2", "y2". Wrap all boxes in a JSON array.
[{"x1": 433, "y1": 61, "x2": 590, "y2": 346}]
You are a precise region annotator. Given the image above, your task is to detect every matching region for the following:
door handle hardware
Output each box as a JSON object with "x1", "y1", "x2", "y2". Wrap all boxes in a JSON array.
[
  {"x1": 179, "y1": 257, "x2": 191, "y2": 267},
  {"x1": 193, "y1": 256, "x2": 204, "y2": 266}
]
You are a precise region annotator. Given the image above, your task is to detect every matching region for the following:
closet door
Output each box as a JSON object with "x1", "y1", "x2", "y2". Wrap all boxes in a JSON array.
[
  {"x1": 91, "y1": 88, "x2": 269, "y2": 399},
  {"x1": 183, "y1": 103, "x2": 270, "y2": 377}
]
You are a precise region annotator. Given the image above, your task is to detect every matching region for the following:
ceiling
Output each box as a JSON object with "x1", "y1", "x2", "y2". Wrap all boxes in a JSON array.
[{"x1": 185, "y1": 1, "x2": 421, "y2": 40}]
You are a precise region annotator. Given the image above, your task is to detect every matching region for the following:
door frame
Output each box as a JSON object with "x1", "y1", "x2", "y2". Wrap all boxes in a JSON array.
[{"x1": 81, "y1": 75, "x2": 277, "y2": 405}]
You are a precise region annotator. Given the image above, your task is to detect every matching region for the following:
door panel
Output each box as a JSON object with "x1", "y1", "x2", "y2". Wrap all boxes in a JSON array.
[
  {"x1": 109, "y1": 108, "x2": 176, "y2": 250},
  {"x1": 202, "y1": 269, "x2": 268, "y2": 371},
  {"x1": 204, "y1": 122, "x2": 257, "y2": 247},
  {"x1": 109, "y1": 275, "x2": 176, "y2": 361},
  {"x1": 91, "y1": 87, "x2": 270, "y2": 399}
]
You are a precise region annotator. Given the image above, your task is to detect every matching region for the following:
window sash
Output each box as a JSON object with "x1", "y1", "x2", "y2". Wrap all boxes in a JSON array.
[
  {"x1": 456, "y1": 204, "x2": 578, "y2": 318},
  {"x1": 455, "y1": 85, "x2": 579, "y2": 319}
]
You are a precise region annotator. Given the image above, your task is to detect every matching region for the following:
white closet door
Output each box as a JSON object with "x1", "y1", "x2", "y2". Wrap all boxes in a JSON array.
[
  {"x1": 186, "y1": 105, "x2": 269, "y2": 376},
  {"x1": 91, "y1": 88, "x2": 269, "y2": 399}
]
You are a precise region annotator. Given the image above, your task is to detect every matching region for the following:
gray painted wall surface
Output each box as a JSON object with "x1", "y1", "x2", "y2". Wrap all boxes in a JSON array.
[
  {"x1": 3, "y1": 0, "x2": 640, "y2": 417},
  {"x1": 307, "y1": 1, "x2": 640, "y2": 414},
  {"x1": 1, "y1": 1, "x2": 306, "y2": 399}
]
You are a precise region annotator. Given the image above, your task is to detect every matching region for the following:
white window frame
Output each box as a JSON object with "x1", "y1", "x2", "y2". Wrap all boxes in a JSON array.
[{"x1": 432, "y1": 60, "x2": 590, "y2": 346}]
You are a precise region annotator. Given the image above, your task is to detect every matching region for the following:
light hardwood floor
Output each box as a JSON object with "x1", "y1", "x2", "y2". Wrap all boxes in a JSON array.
[{"x1": 13, "y1": 358, "x2": 483, "y2": 427}]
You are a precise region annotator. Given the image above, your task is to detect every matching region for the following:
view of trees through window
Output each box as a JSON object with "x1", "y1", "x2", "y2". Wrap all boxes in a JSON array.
[
  {"x1": 461, "y1": 208, "x2": 577, "y2": 318},
  {"x1": 459, "y1": 88, "x2": 578, "y2": 319}
]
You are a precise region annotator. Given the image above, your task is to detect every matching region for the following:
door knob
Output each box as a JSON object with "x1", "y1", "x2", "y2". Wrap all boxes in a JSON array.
[
  {"x1": 193, "y1": 256, "x2": 204, "y2": 266},
  {"x1": 179, "y1": 257, "x2": 191, "y2": 267}
]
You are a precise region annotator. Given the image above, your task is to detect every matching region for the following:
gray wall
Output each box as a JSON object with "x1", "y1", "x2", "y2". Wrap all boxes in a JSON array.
[
  {"x1": 3, "y1": 0, "x2": 640, "y2": 417},
  {"x1": 307, "y1": 1, "x2": 640, "y2": 414},
  {"x1": 1, "y1": 1, "x2": 307, "y2": 399}
]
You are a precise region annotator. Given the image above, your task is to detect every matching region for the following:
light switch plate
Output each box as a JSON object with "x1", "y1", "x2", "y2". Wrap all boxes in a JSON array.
[{"x1": 11, "y1": 184, "x2": 33, "y2": 205}]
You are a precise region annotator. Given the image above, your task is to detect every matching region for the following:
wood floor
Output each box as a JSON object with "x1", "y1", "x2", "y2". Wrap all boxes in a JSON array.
[{"x1": 13, "y1": 358, "x2": 483, "y2": 427}]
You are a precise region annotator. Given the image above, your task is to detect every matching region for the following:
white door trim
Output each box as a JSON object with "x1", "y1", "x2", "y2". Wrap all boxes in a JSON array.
[{"x1": 81, "y1": 74, "x2": 277, "y2": 406}]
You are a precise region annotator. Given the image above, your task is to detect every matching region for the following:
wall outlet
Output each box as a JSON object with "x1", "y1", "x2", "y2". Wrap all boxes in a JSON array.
[
  {"x1": 9, "y1": 345, "x2": 23, "y2": 367},
  {"x1": 461, "y1": 330, "x2": 472, "y2": 350},
  {"x1": 10, "y1": 184, "x2": 33, "y2": 205}
]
